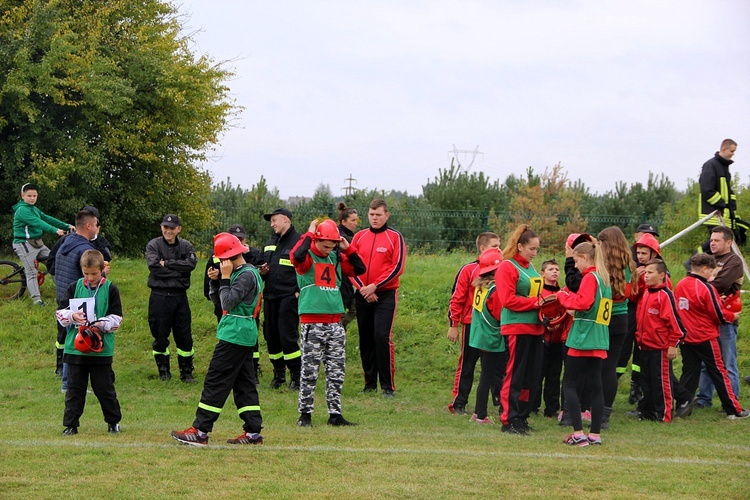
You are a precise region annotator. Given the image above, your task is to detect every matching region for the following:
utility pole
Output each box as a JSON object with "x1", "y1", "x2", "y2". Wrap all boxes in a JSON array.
[
  {"x1": 342, "y1": 174, "x2": 357, "y2": 196},
  {"x1": 447, "y1": 145, "x2": 483, "y2": 172}
]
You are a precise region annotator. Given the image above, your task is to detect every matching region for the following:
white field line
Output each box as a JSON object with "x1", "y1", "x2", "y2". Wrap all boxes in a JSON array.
[{"x1": 4, "y1": 440, "x2": 749, "y2": 468}]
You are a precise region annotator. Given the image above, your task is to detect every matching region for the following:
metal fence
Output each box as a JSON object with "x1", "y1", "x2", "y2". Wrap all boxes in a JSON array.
[{"x1": 196, "y1": 206, "x2": 702, "y2": 257}]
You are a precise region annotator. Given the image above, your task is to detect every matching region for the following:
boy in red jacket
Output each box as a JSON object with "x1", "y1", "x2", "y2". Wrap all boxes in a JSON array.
[
  {"x1": 635, "y1": 259, "x2": 686, "y2": 422},
  {"x1": 446, "y1": 232, "x2": 500, "y2": 414},
  {"x1": 674, "y1": 254, "x2": 749, "y2": 419}
]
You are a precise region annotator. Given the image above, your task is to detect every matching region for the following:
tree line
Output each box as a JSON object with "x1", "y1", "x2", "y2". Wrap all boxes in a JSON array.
[{"x1": 1, "y1": 1, "x2": 746, "y2": 258}]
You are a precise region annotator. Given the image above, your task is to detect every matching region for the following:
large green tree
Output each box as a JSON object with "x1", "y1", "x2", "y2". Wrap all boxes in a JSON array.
[{"x1": 0, "y1": 0, "x2": 235, "y2": 255}]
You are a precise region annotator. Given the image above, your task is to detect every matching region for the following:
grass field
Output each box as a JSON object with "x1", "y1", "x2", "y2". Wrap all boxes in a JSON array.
[{"x1": 0, "y1": 251, "x2": 748, "y2": 498}]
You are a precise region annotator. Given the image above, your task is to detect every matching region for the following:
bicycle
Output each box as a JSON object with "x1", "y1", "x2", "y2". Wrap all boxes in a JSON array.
[{"x1": 0, "y1": 257, "x2": 48, "y2": 300}]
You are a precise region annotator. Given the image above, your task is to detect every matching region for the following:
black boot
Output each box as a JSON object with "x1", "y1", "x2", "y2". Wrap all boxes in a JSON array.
[
  {"x1": 287, "y1": 358, "x2": 301, "y2": 391},
  {"x1": 178, "y1": 356, "x2": 197, "y2": 384},
  {"x1": 55, "y1": 348, "x2": 64, "y2": 377},
  {"x1": 600, "y1": 406, "x2": 612, "y2": 430},
  {"x1": 154, "y1": 354, "x2": 171, "y2": 381},
  {"x1": 628, "y1": 380, "x2": 643, "y2": 405}
]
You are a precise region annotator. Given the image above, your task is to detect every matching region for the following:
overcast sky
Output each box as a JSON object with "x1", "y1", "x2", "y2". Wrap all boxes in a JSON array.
[{"x1": 178, "y1": 1, "x2": 750, "y2": 200}]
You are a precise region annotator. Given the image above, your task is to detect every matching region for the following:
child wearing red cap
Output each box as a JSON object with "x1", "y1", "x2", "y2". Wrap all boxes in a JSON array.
[
  {"x1": 467, "y1": 248, "x2": 506, "y2": 424},
  {"x1": 171, "y1": 232, "x2": 264, "y2": 446},
  {"x1": 291, "y1": 219, "x2": 365, "y2": 427}
]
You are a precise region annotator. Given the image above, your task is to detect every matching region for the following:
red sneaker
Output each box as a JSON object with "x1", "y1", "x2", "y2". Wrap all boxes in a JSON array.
[
  {"x1": 227, "y1": 432, "x2": 264, "y2": 445},
  {"x1": 171, "y1": 426, "x2": 208, "y2": 447}
]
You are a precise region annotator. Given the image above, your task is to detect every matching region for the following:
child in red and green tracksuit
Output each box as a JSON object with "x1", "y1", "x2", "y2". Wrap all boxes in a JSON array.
[
  {"x1": 171, "y1": 232, "x2": 264, "y2": 446},
  {"x1": 291, "y1": 219, "x2": 365, "y2": 427},
  {"x1": 468, "y1": 248, "x2": 506, "y2": 424},
  {"x1": 497, "y1": 225, "x2": 544, "y2": 435},
  {"x1": 447, "y1": 232, "x2": 501, "y2": 415},
  {"x1": 56, "y1": 249, "x2": 123, "y2": 436},
  {"x1": 556, "y1": 242, "x2": 612, "y2": 446},
  {"x1": 635, "y1": 259, "x2": 686, "y2": 423}
]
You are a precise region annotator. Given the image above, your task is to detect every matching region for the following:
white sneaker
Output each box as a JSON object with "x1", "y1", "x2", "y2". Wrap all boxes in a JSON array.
[{"x1": 727, "y1": 409, "x2": 750, "y2": 420}]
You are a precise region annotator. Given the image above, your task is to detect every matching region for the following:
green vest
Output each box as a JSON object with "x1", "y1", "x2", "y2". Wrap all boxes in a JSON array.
[
  {"x1": 297, "y1": 251, "x2": 345, "y2": 315},
  {"x1": 216, "y1": 266, "x2": 262, "y2": 347},
  {"x1": 469, "y1": 284, "x2": 505, "y2": 352},
  {"x1": 64, "y1": 278, "x2": 114, "y2": 358},
  {"x1": 611, "y1": 266, "x2": 630, "y2": 316},
  {"x1": 500, "y1": 259, "x2": 543, "y2": 326},
  {"x1": 565, "y1": 272, "x2": 612, "y2": 351}
]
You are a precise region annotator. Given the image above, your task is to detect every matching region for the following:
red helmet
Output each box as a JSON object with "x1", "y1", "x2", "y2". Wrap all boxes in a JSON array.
[
  {"x1": 314, "y1": 220, "x2": 341, "y2": 241},
  {"x1": 634, "y1": 233, "x2": 661, "y2": 258},
  {"x1": 74, "y1": 324, "x2": 103, "y2": 353},
  {"x1": 538, "y1": 295, "x2": 568, "y2": 330},
  {"x1": 723, "y1": 291, "x2": 743, "y2": 313},
  {"x1": 213, "y1": 232, "x2": 249, "y2": 259},
  {"x1": 478, "y1": 248, "x2": 503, "y2": 274},
  {"x1": 566, "y1": 233, "x2": 592, "y2": 249}
]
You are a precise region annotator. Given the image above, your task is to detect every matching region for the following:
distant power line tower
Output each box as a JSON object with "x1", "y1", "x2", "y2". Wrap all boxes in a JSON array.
[
  {"x1": 447, "y1": 144, "x2": 483, "y2": 172},
  {"x1": 342, "y1": 174, "x2": 357, "y2": 196}
]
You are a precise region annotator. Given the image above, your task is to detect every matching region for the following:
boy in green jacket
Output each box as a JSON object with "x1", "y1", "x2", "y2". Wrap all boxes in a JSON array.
[{"x1": 13, "y1": 183, "x2": 72, "y2": 305}]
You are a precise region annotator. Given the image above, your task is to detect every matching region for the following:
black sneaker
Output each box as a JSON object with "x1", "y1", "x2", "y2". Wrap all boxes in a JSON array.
[
  {"x1": 501, "y1": 424, "x2": 528, "y2": 436},
  {"x1": 675, "y1": 396, "x2": 698, "y2": 418},
  {"x1": 382, "y1": 389, "x2": 395, "y2": 399},
  {"x1": 270, "y1": 378, "x2": 286, "y2": 390},
  {"x1": 289, "y1": 380, "x2": 300, "y2": 391},
  {"x1": 62, "y1": 426, "x2": 78, "y2": 436},
  {"x1": 450, "y1": 405, "x2": 467, "y2": 415},
  {"x1": 108, "y1": 423, "x2": 120, "y2": 434},
  {"x1": 298, "y1": 412, "x2": 312, "y2": 427},
  {"x1": 327, "y1": 413, "x2": 357, "y2": 426},
  {"x1": 359, "y1": 385, "x2": 377, "y2": 394}
]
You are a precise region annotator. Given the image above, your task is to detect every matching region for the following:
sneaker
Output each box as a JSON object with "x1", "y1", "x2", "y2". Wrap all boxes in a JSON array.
[
  {"x1": 327, "y1": 413, "x2": 357, "y2": 426},
  {"x1": 727, "y1": 409, "x2": 750, "y2": 420},
  {"x1": 581, "y1": 410, "x2": 592, "y2": 422},
  {"x1": 744, "y1": 375, "x2": 750, "y2": 385},
  {"x1": 587, "y1": 434, "x2": 603, "y2": 445},
  {"x1": 359, "y1": 385, "x2": 377, "y2": 394},
  {"x1": 171, "y1": 426, "x2": 208, "y2": 447},
  {"x1": 227, "y1": 432, "x2": 263, "y2": 445},
  {"x1": 501, "y1": 424, "x2": 529, "y2": 436},
  {"x1": 675, "y1": 396, "x2": 698, "y2": 418},
  {"x1": 289, "y1": 380, "x2": 300, "y2": 391},
  {"x1": 382, "y1": 389, "x2": 395, "y2": 399},
  {"x1": 470, "y1": 414, "x2": 494, "y2": 424},
  {"x1": 62, "y1": 426, "x2": 77, "y2": 436},
  {"x1": 544, "y1": 410, "x2": 559, "y2": 418},
  {"x1": 563, "y1": 433, "x2": 590, "y2": 447},
  {"x1": 298, "y1": 412, "x2": 312, "y2": 427},
  {"x1": 624, "y1": 409, "x2": 641, "y2": 418},
  {"x1": 449, "y1": 404, "x2": 466, "y2": 415},
  {"x1": 270, "y1": 378, "x2": 285, "y2": 390},
  {"x1": 108, "y1": 423, "x2": 120, "y2": 434},
  {"x1": 33, "y1": 299, "x2": 45, "y2": 307}
]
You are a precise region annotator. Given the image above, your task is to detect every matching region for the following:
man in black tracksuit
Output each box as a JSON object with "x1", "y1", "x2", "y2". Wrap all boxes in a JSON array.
[
  {"x1": 261, "y1": 208, "x2": 302, "y2": 390},
  {"x1": 146, "y1": 214, "x2": 198, "y2": 383}
]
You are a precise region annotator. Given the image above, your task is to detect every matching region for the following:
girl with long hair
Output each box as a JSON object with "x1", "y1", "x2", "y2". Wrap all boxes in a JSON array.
[
  {"x1": 596, "y1": 226, "x2": 638, "y2": 429},
  {"x1": 496, "y1": 225, "x2": 544, "y2": 435},
  {"x1": 556, "y1": 242, "x2": 612, "y2": 446}
]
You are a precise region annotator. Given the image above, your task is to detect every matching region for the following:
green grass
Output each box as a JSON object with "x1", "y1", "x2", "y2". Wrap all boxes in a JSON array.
[{"x1": 0, "y1": 253, "x2": 748, "y2": 498}]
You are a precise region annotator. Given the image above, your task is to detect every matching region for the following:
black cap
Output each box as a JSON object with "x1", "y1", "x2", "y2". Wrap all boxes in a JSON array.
[
  {"x1": 635, "y1": 223, "x2": 659, "y2": 237},
  {"x1": 82, "y1": 205, "x2": 100, "y2": 220},
  {"x1": 263, "y1": 208, "x2": 292, "y2": 221},
  {"x1": 161, "y1": 214, "x2": 181, "y2": 228},
  {"x1": 227, "y1": 224, "x2": 247, "y2": 239}
]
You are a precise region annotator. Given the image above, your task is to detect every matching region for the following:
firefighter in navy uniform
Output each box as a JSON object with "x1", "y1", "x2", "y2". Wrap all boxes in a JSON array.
[
  {"x1": 146, "y1": 214, "x2": 198, "y2": 383},
  {"x1": 699, "y1": 138, "x2": 748, "y2": 249},
  {"x1": 261, "y1": 208, "x2": 302, "y2": 390}
]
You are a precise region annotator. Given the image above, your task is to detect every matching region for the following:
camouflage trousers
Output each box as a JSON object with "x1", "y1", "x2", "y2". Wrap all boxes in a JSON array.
[{"x1": 298, "y1": 322, "x2": 346, "y2": 414}]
